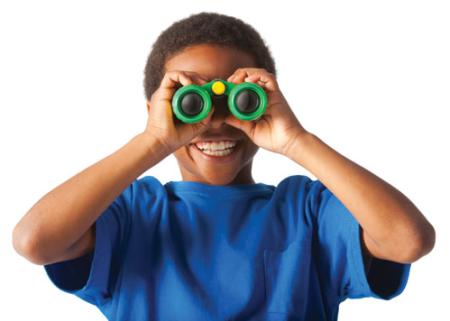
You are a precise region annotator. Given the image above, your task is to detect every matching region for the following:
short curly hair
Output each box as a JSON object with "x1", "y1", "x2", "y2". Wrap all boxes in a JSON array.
[{"x1": 143, "y1": 12, "x2": 277, "y2": 101}]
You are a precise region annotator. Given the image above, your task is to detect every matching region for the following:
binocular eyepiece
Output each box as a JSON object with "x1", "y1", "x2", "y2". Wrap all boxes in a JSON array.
[{"x1": 171, "y1": 79, "x2": 267, "y2": 123}]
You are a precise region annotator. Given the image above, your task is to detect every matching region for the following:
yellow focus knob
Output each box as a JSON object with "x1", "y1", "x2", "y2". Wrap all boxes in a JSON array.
[{"x1": 211, "y1": 81, "x2": 226, "y2": 95}]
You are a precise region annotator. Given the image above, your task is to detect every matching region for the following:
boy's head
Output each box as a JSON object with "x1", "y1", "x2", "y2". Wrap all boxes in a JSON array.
[{"x1": 143, "y1": 12, "x2": 276, "y2": 185}]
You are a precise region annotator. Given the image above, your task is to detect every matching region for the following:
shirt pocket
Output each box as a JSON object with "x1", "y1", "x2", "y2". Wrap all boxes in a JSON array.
[{"x1": 263, "y1": 238, "x2": 312, "y2": 316}]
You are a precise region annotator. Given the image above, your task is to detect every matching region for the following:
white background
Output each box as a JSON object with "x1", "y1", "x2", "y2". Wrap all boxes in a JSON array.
[{"x1": 1, "y1": 0, "x2": 449, "y2": 320}]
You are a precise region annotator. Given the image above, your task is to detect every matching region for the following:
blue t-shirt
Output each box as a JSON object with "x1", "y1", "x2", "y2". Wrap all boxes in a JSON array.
[{"x1": 44, "y1": 175, "x2": 411, "y2": 321}]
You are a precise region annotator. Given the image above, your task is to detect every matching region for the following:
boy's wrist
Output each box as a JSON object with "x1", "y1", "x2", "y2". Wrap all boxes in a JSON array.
[
  {"x1": 284, "y1": 131, "x2": 316, "y2": 165},
  {"x1": 116, "y1": 133, "x2": 166, "y2": 178},
  {"x1": 136, "y1": 132, "x2": 172, "y2": 160}
]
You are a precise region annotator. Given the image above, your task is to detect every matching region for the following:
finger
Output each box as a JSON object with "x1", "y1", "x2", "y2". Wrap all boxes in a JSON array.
[
  {"x1": 192, "y1": 74, "x2": 209, "y2": 85},
  {"x1": 244, "y1": 73, "x2": 278, "y2": 92},
  {"x1": 227, "y1": 69, "x2": 250, "y2": 84},
  {"x1": 227, "y1": 68, "x2": 252, "y2": 83},
  {"x1": 155, "y1": 73, "x2": 207, "y2": 99},
  {"x1": 228, "y1": 68, "x2": 268, "y2": 81},
  {"x1": 160, "y1": 71, "x2": 194, "y2": 90},
  {"x1": 228, "y1": 68, "x2": 278, "y2": 91},
  {"x1": 181, "y1": 71, "x2": 209, "y2": 85}
]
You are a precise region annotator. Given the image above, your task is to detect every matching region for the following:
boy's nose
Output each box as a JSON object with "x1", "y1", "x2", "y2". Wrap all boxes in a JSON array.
[{"x1": 209, "y1": 96, "x2": 230, "y2": 128}]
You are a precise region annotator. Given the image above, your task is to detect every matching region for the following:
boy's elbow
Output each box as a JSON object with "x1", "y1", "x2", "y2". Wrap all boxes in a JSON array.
[
  {"x1": 400, "y1": 223, "x2": 436, "y2": 264},
  {"x1": 12, "y1": 224, "x2": 47, "y2": 265}
]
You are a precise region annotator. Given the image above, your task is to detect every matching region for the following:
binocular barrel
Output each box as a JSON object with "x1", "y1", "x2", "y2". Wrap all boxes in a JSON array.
[{"x1": 172, "y1": 80, "x2": 267, "y2": 123}]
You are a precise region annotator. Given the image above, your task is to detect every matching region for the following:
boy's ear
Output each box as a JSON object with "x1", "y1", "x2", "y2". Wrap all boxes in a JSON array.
[{"x1": 146, "y1": 100, "x2": 151, "y2": 113}]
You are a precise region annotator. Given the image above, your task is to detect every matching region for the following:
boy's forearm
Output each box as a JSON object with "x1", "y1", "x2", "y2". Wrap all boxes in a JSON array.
[
  {"x1": 13, "y1": 133, "x2": 169, "y2": 262},
  {"x1": 286, "y1": 132, "x2": 435, "y2": 263}
]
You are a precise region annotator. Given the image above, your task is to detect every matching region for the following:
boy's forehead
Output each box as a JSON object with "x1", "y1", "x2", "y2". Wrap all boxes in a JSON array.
[
  {"x1": 164, "y1": 44, "x2": 257, "y2": 81},
  {"x1": 165, "y1": 58, "x2": 244, "y2": 81}
]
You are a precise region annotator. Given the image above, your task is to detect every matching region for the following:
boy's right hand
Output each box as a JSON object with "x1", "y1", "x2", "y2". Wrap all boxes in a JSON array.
[{"x1": 142, "y1": 70, "x2": 214, "y2": 154}]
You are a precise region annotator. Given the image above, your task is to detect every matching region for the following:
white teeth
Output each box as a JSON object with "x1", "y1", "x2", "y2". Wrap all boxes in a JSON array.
[
  {"x1": 195, "y1": 140, "x2": 237, "y2": 151},
  {"x1": 201, "y1": 149, "x2": 234, "y2": 156},
  {"x1": 193, "y1": 140, "x2": 238, "y2": 157}
]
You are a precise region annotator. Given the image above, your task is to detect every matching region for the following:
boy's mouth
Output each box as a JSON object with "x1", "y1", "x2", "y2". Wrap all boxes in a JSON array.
[{"x1": 189, "y1": 140, "x2": 240, "y2": 161}]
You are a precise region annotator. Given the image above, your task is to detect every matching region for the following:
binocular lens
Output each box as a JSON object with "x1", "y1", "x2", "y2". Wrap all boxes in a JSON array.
[
  {"x1": 235, "y1": 90, "x2": 260, "y2": 114},
  {"x1": 181, "y1": 93, "x2": 203, "y2": 115}
]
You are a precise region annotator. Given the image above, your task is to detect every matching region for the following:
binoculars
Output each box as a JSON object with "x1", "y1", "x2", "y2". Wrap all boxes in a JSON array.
[{"x1": 171, "y1": 79, "x2": 267, "y2": 124}]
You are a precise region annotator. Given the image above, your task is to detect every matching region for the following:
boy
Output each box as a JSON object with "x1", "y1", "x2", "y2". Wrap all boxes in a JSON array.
[{"x1": 13, "y1": 12, "x2": 435, "y2": 321}]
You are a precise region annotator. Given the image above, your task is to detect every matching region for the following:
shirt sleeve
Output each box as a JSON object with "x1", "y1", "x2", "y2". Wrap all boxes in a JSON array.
[
  {"x1": 43, "y1": 181, "x2": 134, "y2": 307},
  {"x1": 306, "y1": 179, "x2": 411, "y2": 303}
]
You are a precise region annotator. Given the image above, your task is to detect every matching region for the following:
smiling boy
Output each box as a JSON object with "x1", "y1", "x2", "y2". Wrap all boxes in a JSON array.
[{"x1": 13, "y1": 12, "x2": 435, "y2": 321}]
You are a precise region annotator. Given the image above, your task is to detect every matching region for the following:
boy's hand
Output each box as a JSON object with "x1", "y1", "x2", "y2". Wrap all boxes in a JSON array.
[
  {"x1": 225, "y1": 68, "x2": 309, "y2": 156},
  {"x1": 143, "y1": 71, "x2": 214, "y2": 154}
]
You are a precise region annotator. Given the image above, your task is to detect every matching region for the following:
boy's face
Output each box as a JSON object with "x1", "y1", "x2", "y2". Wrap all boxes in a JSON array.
[{"x1": 164, "y1": 44, "x2": 259, "y2": 185}]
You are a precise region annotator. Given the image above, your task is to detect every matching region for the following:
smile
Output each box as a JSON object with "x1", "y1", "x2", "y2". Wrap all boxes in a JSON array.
[{"x1": 190, "y1": 140, "x2": 240, "y2": 161}]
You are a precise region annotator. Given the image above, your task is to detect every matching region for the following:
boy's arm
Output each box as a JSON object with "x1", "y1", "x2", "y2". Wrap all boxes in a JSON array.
[
  {"x1": 224, "y1": 67, "x2": 434, "y2": 265},
  {"x1": 286, "y1": 132, "x2": 435, "y2": 264},
  {"x1": 12, "y1": 133, "x2": 169, "y2": 265}
]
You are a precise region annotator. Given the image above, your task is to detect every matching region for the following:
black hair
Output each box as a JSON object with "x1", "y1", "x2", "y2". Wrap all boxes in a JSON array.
[{"x1": 143, "y1": 12, "x2": 277, "y2": 101}]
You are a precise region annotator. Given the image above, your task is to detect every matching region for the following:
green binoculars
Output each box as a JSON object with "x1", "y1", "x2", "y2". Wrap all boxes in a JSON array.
[{"x1": 171, "y1": 79, "x2": 268, "y2": 124}]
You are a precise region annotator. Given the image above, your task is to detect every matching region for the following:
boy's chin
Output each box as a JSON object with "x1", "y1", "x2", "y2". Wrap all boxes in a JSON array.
[{"x1": 198, "y1": 172, "x2": 238, "y2": 186}]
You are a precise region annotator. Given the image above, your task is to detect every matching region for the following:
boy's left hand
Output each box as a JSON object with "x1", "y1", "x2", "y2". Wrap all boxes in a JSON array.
[{"x1": 225, "y1": 68, "x2": 308, "y2": 156}]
